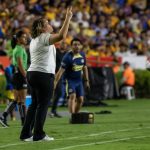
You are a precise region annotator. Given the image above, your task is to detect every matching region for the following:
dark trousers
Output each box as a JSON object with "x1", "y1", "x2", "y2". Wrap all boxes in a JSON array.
[{"x1": 20, "y1": 71, "x2": 54, "y2": 141}]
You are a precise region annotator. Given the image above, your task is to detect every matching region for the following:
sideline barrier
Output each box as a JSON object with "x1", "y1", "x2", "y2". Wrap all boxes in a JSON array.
[
  {"x1": 87, "y1": 56, "x2": 122, "y2": 67},
  {"x1": 0, "y1": 56, "x2": 10, "y2": 68},
  {"x1": 86, "y1": 56, "x2": 147, "y2": 69},
  {"x1": 85, "y1": 67, "x2": 119, "y2": 103}
]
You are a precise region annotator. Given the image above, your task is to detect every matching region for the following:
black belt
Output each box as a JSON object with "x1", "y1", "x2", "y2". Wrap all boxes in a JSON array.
[{"x1": 49, "y1": 73, "x2": 54, "y2": 78}]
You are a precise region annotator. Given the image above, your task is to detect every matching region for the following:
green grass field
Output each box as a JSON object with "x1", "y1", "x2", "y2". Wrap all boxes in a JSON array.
[{"x1": 0, "y1": 99, "x2": 150, "y2": 150}]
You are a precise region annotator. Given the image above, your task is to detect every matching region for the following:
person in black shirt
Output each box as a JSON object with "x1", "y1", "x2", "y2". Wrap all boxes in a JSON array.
[{"x1": 49, "y1": 41, "x2": 68, "y2": 118}]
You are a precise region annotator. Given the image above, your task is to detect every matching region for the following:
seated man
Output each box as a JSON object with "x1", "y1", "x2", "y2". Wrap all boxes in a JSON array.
[{"x1": 119, "y1": 61, "x2": 135, "y2": 98}]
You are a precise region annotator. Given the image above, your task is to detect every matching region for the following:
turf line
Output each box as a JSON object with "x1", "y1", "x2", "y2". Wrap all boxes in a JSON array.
[
  {"x1": 0, "y1": 126, "x2": 150, "y2": 149},
  {"x1": 0, "y1": 126, "x2": 8, "y2": 129},
  {"x1": 0, "y1": 126, "x2": 21, "y2": 129},
  {"x1": 55, "y1": 126, "x2": 150, "y2": 140},
  {"x1": 51, "y1": 135, "x2": 150, "y2": 150}
]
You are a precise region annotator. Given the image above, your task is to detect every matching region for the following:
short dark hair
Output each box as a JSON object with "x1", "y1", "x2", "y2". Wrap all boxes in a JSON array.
[
  {"x1": 71, "y1": 38, "x2": 82, "y2": 45},
  {"x1": 11, "y1": 30, "x2": 25, "y2": 49},
  {"x1": 123, "y1": 61, "x2": 130, "y2": 66}
]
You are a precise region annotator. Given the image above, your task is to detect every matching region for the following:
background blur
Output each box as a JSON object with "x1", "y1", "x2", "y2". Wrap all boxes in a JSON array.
[
  {"x1": 0, "y1": 0, "x2": 150, "y2": 57},
  {"x1": 0, "y1": 0, "x2": 150, "y2": 103}
]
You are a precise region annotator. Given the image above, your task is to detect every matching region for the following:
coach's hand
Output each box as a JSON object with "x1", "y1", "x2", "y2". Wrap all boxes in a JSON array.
[
  {"x1": 85, "y1": 80, "x2": 90, "y2": 91},
  {"x1": 66, "y1": 6, "x2": 73, "y2": 19}
]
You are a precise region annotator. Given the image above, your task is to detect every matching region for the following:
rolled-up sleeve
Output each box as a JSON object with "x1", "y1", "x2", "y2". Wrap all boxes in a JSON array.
[
  {"x1": 61, "y1": 54, "x2": 70, "y2": 69},
  {"x1": 39, "y1": 33, "x2": 51, "y2": 46}
]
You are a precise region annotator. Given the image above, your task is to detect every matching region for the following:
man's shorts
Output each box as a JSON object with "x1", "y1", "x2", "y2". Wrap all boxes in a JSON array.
[
  {"x1": 12, "y1": 72, "x2": 27, "y2": 90},
  {"x1": 67, "y1": 80, "x2": 84, "y2": 97}
]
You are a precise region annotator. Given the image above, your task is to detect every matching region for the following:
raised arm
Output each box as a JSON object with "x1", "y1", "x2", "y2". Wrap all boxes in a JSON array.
[{"x1": 49, "y1": 7, "x2": 73, "y2": 45}]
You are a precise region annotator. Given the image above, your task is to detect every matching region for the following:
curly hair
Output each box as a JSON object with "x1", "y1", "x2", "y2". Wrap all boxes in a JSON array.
[{"x1": 31, "y1": 18, "x2": 46, "y2": 39}]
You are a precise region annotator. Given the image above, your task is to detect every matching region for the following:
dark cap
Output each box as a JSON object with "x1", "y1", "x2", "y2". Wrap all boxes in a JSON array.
[{"x1": 123, "y1": 61, "x2": 130, "y2": 66}]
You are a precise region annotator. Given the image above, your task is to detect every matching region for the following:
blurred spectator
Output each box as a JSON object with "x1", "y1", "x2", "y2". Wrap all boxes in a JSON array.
[
  {"x1": 0, "y1": 63, "x2": 5, "y2": 75},
  {"x1": 119, "y1": 61, "x2": 135, "y2": 97},
  {"x1": 0, "y1": 38, "x2": 7, "y2": 56},
  {"x1": 0, "y1": 63, "x2": 6, "y2": 103},
  {"x1": 49, "y1": 41, "x2": 68, "y2": 118},
  {"x1": 4, "y1": 57, "x2": 16, "y2": 121},
  {"x1": 91, "y1": 31, "x2": 102, "y2": 46},
  {"x1": 0, "y1": 0, "x2": 149, "y2": 58}
]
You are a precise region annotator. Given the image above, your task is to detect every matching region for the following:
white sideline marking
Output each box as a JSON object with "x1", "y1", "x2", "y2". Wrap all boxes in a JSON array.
[
  {"x1": 0, "y1": 126, "x2": 150, "y2": 149},
  {"x1": 51, "y1": 135, "x2": 150, "y2": 150},
  {"x1": 0, "y1": 143, "x2": 26, "y2": 149},
  {"x1": 0, "y1": 127, "x2": 8, "y2": 129},
  {"x1": 0, "y1": 126, "x2": 21, "y2": 129},
  {"x1": 55, "y1": 126, "x2": 150, "y2": 140}
]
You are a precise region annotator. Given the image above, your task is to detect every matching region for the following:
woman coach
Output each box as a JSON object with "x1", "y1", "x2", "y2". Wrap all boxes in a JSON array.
[{"x1": 20, "y1": 7, "x2": 72, "y2": 141}]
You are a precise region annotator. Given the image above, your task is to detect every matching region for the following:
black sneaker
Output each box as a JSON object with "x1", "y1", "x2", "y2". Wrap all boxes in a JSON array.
[
  {"x1": 0, "y1": 117, "x2": 9, "y2": 127},
  {"x1": 49, "y1": 112, "x2": 62, "y2": 118},
  {"x1": 54, "y1": 112, "x2": 62, "y2": 118}
]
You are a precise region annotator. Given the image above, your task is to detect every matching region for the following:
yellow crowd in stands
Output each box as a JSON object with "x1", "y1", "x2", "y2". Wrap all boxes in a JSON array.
[{"x1": 0, "y1": 0, "x2": 150, "y2": 58}]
